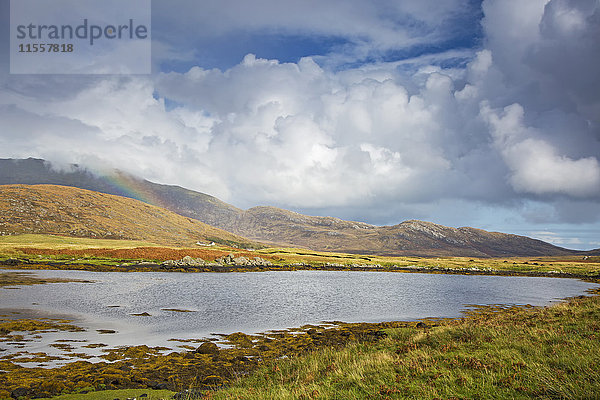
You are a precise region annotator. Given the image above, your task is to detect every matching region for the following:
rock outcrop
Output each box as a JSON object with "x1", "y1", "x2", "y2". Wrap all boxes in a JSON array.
[{"x1": 161, "y1": 254, "x2": 272, "y2": 269}]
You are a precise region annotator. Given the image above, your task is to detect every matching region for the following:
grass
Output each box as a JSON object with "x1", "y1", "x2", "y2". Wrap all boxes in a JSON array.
[
  {"x1": 0, "y1": 271, "x2": 91, "y2": 287},
  {"x1": 0, "y1": 234, "x2": 264, "y2": 267},
  {"x1": 0, "y1": 234, "x2": 161, "y2": 260},
  {"x1": 0, "y1": 185, "x2": 256, "y2": 248},
  {"x1": 207, "y1": 292, "x2": 600, "y2": 399},
  {"x1": 39, "y1": 389, "x2": 174, "y2": 400},
  {"x1": 0, "y1": 234, "x2": 162, "y2": 249},
  {"x1": 258, "y1": 247, "x2": 600, "y2": 278},
  {"x1": 1, "y1": 235, "x2": 599, "y2": 398},
  {"x1": 1, "y1": 235, "x2": 598, "y2": 277}
]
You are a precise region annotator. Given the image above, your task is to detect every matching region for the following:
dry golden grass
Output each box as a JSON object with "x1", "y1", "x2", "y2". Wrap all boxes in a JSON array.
[
  {"x1": 0, "y1": 184, "x2": 256, "y2": 248},
  {"x1": 15, "y1": 246, "x2": 277, "y2": 262}
]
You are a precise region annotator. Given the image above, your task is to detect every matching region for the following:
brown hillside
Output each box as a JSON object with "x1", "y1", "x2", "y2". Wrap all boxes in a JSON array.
[
  {"x1": 1, "y1": 159, "x2": 590, "y2": 257},
  {"x1": 0, "y1": 184, "x2": 256, "y2": 247},
  {"x1": 227, "y1": 207, "x2": 576, "y2": 257}
]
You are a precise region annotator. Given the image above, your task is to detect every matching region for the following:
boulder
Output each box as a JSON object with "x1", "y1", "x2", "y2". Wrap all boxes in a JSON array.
[
  {"x1": 232, "y1": 256, "x2": 250, "y2": 265},
  {"x1": 11, "y1": 388, "x2": 28, "y2": 399},
  {"x1": 202, "y1": 375, "x2": 222, "y2": 385},
  {"x1": 215, "y1": 254, "x2": 235, "y2": 265},
  {"x1": 195, "y1": 341, "x2": 219, "y2": 355},
  {"x1": 253, "y1": 257, "x2": 272, "y2": 266}
]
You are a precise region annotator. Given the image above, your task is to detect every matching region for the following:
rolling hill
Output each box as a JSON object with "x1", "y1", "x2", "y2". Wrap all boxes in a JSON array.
[
  {"x1": 1, "y1": 158, "x2": 592, "y2": 257},
  {"x1": 225, "y1": 206, "x2": 577, "y2": 257},
  {"x1": 0, "y1": 184, "x2": 256, "y2": 248}
]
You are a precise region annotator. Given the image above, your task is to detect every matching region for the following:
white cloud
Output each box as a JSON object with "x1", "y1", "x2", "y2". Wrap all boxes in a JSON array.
[
  {"x1": 0, "y1": 0, "x2": 599, "y2": 232},
  {"x1": 529, "y1": 231, "x2": 583, "y2": 247},
  {"x1": 481, "y1": 102, "x2": 600, "y2": 197},
  {"x1": 151, "y1": 0, "x2": 476, "y2": 64}
]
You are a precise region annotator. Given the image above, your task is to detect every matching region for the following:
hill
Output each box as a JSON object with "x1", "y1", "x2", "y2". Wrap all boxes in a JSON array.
[
  {"x1": 0, "y1": 158, "x2": 242, "y2": 228},
  {"x1": 0, "y1": 158, "x2": 591, "y2": 257},
  {"x1": 0, "y1": 184, "x2": 256, "y2": 248},
  {"x1": 227, "y1": 207, "x2": 575, "y2": 257}
]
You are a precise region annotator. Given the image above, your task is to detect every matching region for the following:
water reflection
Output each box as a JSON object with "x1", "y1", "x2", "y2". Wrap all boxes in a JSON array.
[{"x1": 0, "y1": 269, "x2": 597, "y2": 365}]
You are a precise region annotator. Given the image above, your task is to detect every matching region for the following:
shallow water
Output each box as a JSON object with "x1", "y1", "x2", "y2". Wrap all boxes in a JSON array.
[{"x1": 0, "y1": 269, "x2": 597, "y2": 365}]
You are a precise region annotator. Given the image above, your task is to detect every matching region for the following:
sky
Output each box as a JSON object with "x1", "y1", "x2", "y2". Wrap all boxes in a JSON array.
[{"x1": 0, "y1": 0, "x2": 599, "y2": 250}]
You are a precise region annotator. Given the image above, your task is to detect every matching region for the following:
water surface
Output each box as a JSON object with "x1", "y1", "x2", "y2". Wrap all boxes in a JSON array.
[{"x1": 0, "y1": 269, "x2": 597, "y2": 364}]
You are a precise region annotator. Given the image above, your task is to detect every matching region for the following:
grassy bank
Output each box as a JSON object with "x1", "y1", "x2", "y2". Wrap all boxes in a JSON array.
[
  {"x1": 1, "y1": 234, "x2": 600, "y2": 399},
  {"x1": 41, "y1": 389, "x2": 175, "y2": 400},
  {"x1": 1, "y1": 234, "x2": 599, "y2": 278},
  {"x1": 5, "y1": 290, "x2": 595, "y2": 399},
  {"x1": 3, "y1": 291, "x2": 599, "y2": 399},
  {"x1": 206, "y1": 290, "x2": 600, "y2": 399}
]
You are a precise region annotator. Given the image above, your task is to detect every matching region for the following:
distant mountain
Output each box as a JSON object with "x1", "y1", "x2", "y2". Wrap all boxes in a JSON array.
[
  {"x1": 0, "y1": 184, "x2": 257, "y2": 248},
  {"x1": 0, "y1": 158, "x2": 590, "y2": 257},
  {"x1": 227, "y1": 207, "x2": 577, "y2": 257}
]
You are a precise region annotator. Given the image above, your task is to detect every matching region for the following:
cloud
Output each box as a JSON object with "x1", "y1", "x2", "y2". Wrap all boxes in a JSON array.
[
  {"x1": 150, "y1": 0, "x2": 482, "y2": 68},
  {"x1": 528, "y1": 230, "x2": 583, "y2": 247},
  {"x1": 0, "y1": 0, "x2": 599, "y2": 234},
  {"x1": 155, "y1": 55, "x2": 484, "y2": 208},
  {"x1": 481, "y1": 102, "x2": 600, "y2": 197}
]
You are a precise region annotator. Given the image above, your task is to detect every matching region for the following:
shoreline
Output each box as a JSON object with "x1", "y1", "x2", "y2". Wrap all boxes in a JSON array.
[
  {"x1": 2, "y1": 287, "x2": 598, "y2": 399},
  {"x1": 2, "y1": 258, "x2": 599, "y2": 282},
  {"x1": 1, "y1": 260, "x2": 599, "y2": 398}
]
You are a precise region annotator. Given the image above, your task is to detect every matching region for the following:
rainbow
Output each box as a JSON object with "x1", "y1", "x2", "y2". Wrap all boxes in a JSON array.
[{"x1": 92, "y1": 168, "x2": 161, "y2": 206}]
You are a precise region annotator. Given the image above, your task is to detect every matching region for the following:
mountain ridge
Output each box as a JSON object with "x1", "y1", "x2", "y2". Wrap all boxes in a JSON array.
[
  {"x1": 0, "y1": 183, "x2": 257, "y2": 248},
  {"x1": 1, "y1": 158, "x2": 595, "y2": 257}
]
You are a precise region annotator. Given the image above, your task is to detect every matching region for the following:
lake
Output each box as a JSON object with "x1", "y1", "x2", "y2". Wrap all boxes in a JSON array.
[{"x1": 0, "y1": 269, "x2": 597, "y2": 365}]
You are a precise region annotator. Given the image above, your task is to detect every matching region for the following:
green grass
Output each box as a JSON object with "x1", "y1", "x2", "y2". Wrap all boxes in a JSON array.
[
  {"x1": 208, "y1": 292, "x2": 600, "y2": 399},
  {"x1": 1, "y1": 235, "x2": 598, "y2": 279},
  {"x1": 3, "y1": 295, "x2": 599, "y2": 399},
  {"x1": 0, "y1": 234, "x2": 161, "y2": 250},
  {"x1": 40, "y1": 389, "x2": 174, "y2": 400}
]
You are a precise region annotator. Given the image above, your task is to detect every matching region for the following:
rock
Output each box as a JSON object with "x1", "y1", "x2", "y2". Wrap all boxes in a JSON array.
[
  {"x1": 202, "y1": 375, "x2": 222, "y2": 385},
  {"x1": 131, "y1": 312, "x2": 151, "y2": 316},
  {"x1": 253, "y1": 257, "x2": 272, "y2": 266},
  {"x1": 161, "y1": 256, "x2": 205, "y2": 268},
  {"x1": 195, "y1": 342, "x2": 219, "y2": 355},
  {"x1": 213, "y1": 254, "x2": 272, "y2": 267},
  {"x1": 173, "y1": 389, "x2": 204, "y2": 399},
  {"x1": 11, "y1": 388, "x2": 28, "y2": 399},
  {"x1": 227, "y1": 332, "x2": 253, "y2": 348},
  {"x1": 325, "y1": 262, "x2": 343, "y2": 267},
  {"x1": 186, "y1": 256, "x2": 205, "y2": 266},
  {"x1": 232, "y1": 256, "x2": 249, "y2": 265},
  {"x1": 147, "y1": 382, "x2": 168, "y2": 390},
  {"x1": 215, "y1": 254, "x2": 236, "y2": 265},
  {"x1": 204, "y1": 262, "x2": 221, "y2": 267},
  {"x1": 160, "y1": 260, "x2": 177, "y2": 269},
  {"x1": 96, "y1": 329, "x2": 117, "y2": 334},
  {"x1": 416, "y1": 322, "x2": 429, "y2": 329},
  {"x1": 365, "y1": 330, "x2": 387, "y2": 340}
]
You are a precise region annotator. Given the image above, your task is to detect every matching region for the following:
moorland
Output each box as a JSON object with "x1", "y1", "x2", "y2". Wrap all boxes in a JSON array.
[
  {"x1": 0, "y1": 176, "x2": 599, "y2": 399},
  {"x1": 0, "y1": 233, "x2": 599, "y2": 399}
]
